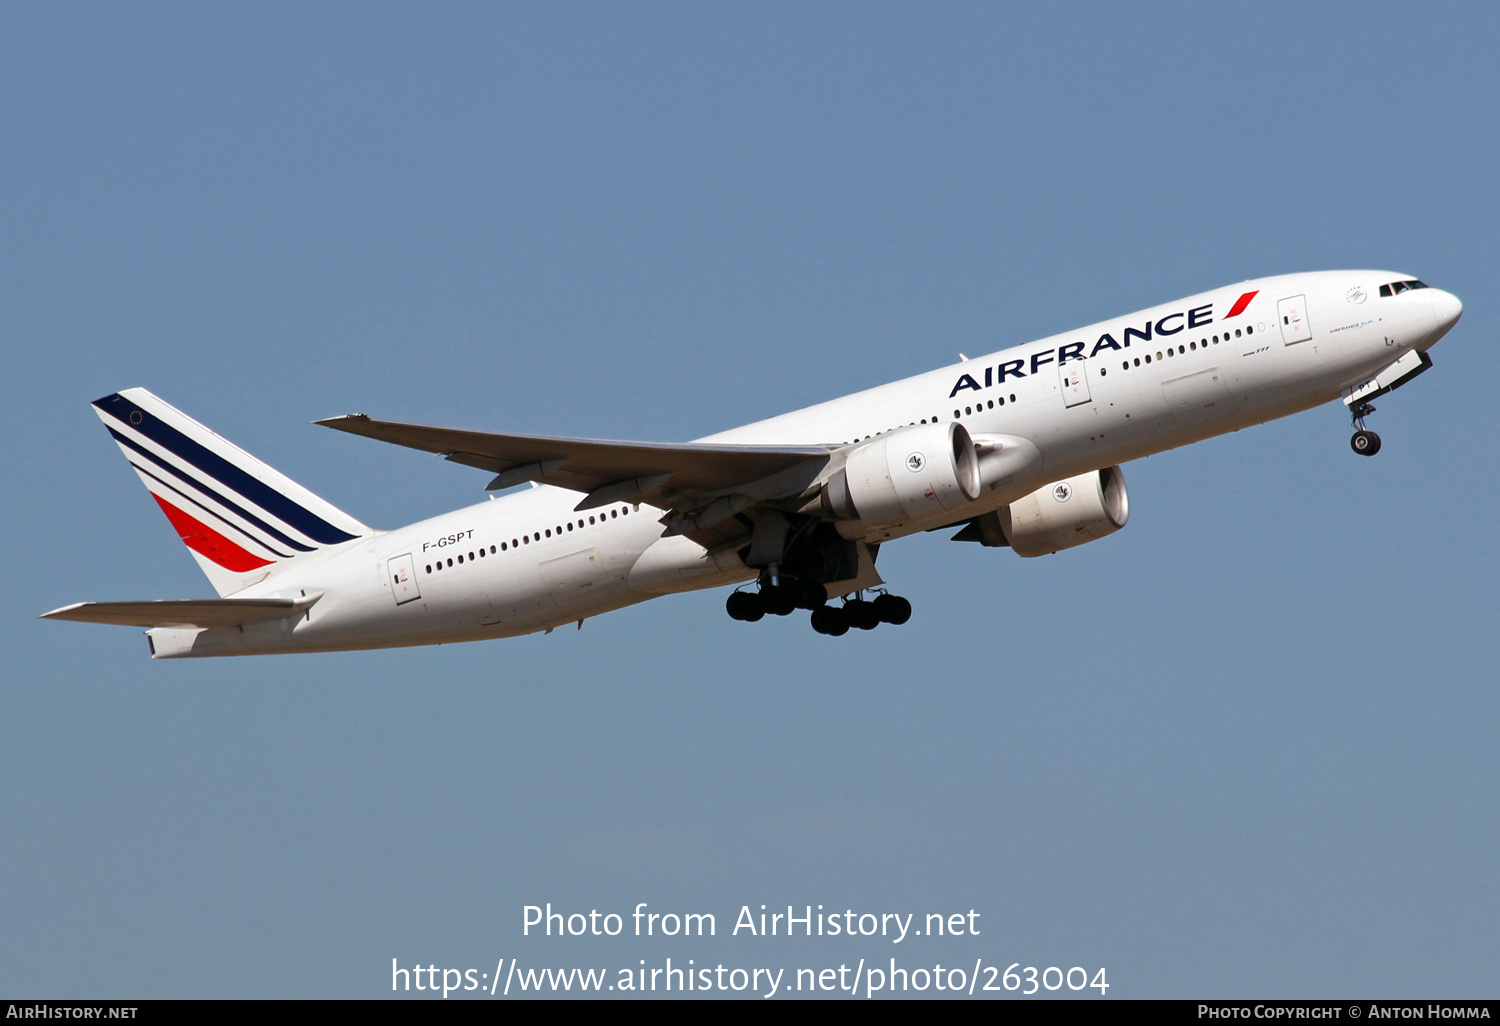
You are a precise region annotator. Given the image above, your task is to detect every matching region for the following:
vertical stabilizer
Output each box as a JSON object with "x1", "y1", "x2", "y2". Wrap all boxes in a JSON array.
[{"x1": 92, "y1": 388, "x2": 373, "y2": 596}]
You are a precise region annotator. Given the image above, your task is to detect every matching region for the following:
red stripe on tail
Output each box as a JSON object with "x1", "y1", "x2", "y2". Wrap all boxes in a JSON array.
[
  {"x1": 1225, "y1": 290, "x2": 1259, "y2": 318},
  {"x1": 151, "y1": 495, "x2": 273, "y2": 572}
]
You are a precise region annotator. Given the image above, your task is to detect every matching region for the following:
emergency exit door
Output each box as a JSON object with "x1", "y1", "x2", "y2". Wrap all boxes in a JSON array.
[
  {"x1": 1278, "y1": 295, "x2": 1312, "y2": 345},
  {"x1": 388, "y1": 553, "x2": 421, "y2": 605},
  {"x1": 1059, "y1": 358, "x2": 1091, "y2": 407}
]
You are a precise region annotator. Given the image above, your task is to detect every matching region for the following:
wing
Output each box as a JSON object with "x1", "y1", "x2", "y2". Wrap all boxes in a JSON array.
[
  {"x1": 40, "y1": 597, "x2": 315, "y2": 629},
  {"x1": 314, "y1": 414, "x2": 831, "y2": 513}
]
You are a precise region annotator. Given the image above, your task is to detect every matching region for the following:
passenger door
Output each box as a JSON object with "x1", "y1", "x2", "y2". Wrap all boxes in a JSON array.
[
  {"x1": 387, "y1": 553, "x2": 421, "y2": 605},
  {"x1": 1059, "y1": 358, "x2": 1092, "y2": 408},
  {"x1": 1277, "y1": 295, "x2": 1312, "y2": 345}
]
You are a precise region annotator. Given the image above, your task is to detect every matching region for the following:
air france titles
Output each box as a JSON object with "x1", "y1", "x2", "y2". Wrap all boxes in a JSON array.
[{"x1": 949, "y1": 302, "x2": 1216, "y2": 398}]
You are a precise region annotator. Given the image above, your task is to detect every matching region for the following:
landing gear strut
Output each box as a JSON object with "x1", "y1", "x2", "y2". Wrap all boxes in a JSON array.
[{"x1": 1349, "y1": 401, "x2": 1382, "y2": 457}]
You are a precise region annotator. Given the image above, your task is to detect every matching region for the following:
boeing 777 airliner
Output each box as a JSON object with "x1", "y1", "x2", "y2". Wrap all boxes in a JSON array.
[{"x1": 42, "y1": 270, "x2": 1462, "y2": 656}]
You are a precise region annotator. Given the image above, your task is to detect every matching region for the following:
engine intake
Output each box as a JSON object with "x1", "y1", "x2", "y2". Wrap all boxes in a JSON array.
[
  {"x1": 822, "y1": 422, "x2": 980, "y2": 524},
  {"x1": 999, "y1": 465, "x2": 1129, "y2": 557}
]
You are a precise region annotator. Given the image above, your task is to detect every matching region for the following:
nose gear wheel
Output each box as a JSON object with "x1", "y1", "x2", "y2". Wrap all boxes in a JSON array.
[{"x1": 1348, "y1": 401, "x2": 1382, "y2": 457}]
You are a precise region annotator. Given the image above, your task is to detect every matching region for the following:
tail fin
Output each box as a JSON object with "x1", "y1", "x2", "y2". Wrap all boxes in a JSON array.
[{"x1": 93, "y1": 388, "x2": 373, "y2": 596}]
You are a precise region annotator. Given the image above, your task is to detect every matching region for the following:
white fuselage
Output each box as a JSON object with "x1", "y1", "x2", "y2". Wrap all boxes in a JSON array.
[{"x1": 150, "y1": 270, "x2": 1458, "y2": 657}]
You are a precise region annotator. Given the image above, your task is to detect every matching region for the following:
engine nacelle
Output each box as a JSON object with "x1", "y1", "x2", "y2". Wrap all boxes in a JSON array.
[
  {"x1": 1000, "y1": 465, "x2": 1129, "y2": 557},
  {"x1": 822, "y1": 422, "x2": 980, "y2": 524}
]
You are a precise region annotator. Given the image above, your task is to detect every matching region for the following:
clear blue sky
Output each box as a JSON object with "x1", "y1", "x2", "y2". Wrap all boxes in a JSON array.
[{"x1": 3, "y1": 2, "x2": 1496, "y2": 998}]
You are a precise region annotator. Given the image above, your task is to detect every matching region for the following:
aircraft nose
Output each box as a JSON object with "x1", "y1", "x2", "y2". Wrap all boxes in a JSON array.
[{"x1": 1431, "y1": 288, "x2": 1463, "y2": 333}]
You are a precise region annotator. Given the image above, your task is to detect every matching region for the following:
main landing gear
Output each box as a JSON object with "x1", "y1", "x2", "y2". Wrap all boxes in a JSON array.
[
  {"x1": 725, "y1": 581, "x2": 912, "y2": 636},
  {"x1": 1349, "y1": 401, "x2": 1382, "y2": 457},
  {"x1": 809, "y1": 593, "x2": 912, "y2": 636}
]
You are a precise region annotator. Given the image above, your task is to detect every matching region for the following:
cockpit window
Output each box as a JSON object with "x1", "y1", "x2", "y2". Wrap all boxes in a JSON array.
[{"x1": 1379, "y1": 279, "x2": 1428, "y2": 297}]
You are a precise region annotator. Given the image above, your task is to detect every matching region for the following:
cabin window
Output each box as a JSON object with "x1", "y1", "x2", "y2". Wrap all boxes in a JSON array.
[{"x1": 425, "y1": 564, "x2": 431, "y2": 574}]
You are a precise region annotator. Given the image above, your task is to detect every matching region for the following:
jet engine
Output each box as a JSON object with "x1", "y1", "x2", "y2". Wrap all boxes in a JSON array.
[
  {"x1": 998, "y1": 465, "x2": 1129, "y2": 557},
  {"x1": 821, "y1": 422, "x2": 980, "y2": 524}
]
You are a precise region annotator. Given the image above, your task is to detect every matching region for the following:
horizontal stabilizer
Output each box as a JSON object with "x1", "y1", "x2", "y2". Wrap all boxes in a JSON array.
[
  {"x1": 316, "y1": 414, "x2": 829, "y2": 507},
  {"x1": 40, "y1": 596, "x2": 317, "y2": 629}
]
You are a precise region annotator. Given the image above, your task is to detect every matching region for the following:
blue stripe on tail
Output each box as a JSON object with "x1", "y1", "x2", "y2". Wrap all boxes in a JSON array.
[
  {"x1": 126, "y1": 458, "x2": 296, "y2": 559},
  {"x1": 95, "y1": 393, "x2": 358, "y2": 546},
  {"x1": 107, "y1": 428, "x2": 315, "y2": 553}
]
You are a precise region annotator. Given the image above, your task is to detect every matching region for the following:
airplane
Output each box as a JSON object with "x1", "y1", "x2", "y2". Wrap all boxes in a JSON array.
[{"x1": 41, "y1": 270, "x2": 1462, "y2": 657}]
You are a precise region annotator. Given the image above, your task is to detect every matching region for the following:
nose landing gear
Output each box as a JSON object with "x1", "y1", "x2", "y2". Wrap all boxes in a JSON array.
[{"x1": 1349, "y1": 401, "x2": 1382, "y2": 457}]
